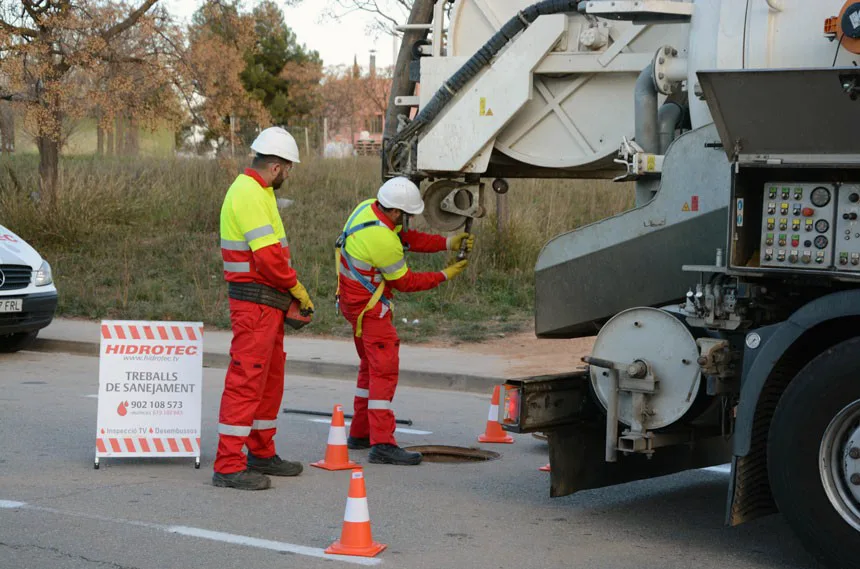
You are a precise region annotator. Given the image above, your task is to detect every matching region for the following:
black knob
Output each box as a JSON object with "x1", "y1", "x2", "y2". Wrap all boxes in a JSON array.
[
  {"x1": 844, "y1": 213, "x2": 851, "y2": 220},
  {"x1": 804, "y1": 240, "x2": 812, "y2": 247},
  {"x1": 850, "y1": 193, "x2": 860, "y2": 203}
]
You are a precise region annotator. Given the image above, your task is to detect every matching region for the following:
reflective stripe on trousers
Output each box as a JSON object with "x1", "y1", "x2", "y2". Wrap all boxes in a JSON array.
[
  {"x1": 214, "y1": 299, "x2": 286, "y2": 474},
  {"x1": 345, "y1": 305, "x2": 400, "y2": 446}
]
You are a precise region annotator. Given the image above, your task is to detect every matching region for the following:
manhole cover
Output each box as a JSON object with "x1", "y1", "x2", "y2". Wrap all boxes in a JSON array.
[{"x1": 403, "y1": 445, "x2": 500, "y2": 463}]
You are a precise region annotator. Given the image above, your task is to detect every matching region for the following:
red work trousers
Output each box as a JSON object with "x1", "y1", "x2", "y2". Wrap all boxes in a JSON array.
[
  {"x1": 342, "y1": 304, "x2": 400, "y2": 446},
  {"x1": 214, "y1": 298, "x2": 286, "y2": 474}
]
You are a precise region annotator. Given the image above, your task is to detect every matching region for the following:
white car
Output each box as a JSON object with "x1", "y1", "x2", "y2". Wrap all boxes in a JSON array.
[{"x1": 0, "y1": 224, "x2": 57, "y2": 352}]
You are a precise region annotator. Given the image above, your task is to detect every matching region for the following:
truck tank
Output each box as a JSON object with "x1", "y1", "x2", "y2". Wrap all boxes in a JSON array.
[
  {"x1": 385, "y1": 0, "x2": 852, "y2": 337},
  {"x1": 532, "y1": 0, "x2": 851, "y2": 338}
]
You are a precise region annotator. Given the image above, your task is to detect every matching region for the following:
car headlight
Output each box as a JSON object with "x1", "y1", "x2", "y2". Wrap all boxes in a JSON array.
[{"x1": 34, "y1": 260, "x2": 53, "y2": 286}]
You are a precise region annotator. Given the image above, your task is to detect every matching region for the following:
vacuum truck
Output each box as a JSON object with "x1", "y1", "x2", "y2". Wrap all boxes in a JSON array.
[{"x1": 382, "y1": 0, "x2": 860, "y2": 567}]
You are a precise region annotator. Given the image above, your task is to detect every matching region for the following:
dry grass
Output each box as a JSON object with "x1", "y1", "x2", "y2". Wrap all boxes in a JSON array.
[{"x1": 0, "y1": 154, "x2": 632, "y2": 343}]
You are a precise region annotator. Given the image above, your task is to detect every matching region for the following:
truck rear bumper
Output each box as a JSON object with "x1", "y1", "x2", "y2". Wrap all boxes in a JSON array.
[
  {"x1": 0, "y1": 291, "x2": 58, "y2": 335},
  {"x1": 503, "y1": 372, "x2": 732, "y2": 498}
]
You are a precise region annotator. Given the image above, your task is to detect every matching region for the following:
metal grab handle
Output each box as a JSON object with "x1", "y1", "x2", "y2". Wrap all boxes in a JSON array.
[{"x1": 582, "y1": 355, "x2": 617, "y2": 370}]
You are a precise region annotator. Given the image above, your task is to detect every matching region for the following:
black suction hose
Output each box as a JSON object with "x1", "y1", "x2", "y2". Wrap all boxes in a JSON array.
[{"x1": 387, "y1": 0, "x2": 581, "y2": 155}]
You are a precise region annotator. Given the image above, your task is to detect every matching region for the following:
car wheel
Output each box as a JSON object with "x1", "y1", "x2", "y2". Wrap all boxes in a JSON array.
[{"x1": 0, "y1": 331, "x2": 38, "y2": 353}]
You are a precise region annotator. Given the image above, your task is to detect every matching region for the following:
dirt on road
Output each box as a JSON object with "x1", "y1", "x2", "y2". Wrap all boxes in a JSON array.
[{"x1": 428, "y1": 331, "x2": 596, "y2": 377}]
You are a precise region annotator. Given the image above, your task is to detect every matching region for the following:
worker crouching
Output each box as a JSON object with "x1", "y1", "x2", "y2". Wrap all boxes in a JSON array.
[{"x1": 336, "y1": 177, "x2": 473, "y2": 465}]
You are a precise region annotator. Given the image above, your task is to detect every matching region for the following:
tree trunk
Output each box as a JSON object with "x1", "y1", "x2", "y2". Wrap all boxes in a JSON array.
[
  {"x1": 96, "y1": 110, "x2": 105, "y2": 156},
  {"x1": 106, "y1": 128, "x2": 114, "y2": 157},
  {"x1": 0, "y1": 103, "x2": 14, "y2": 153},
  {"x1": 127, "y1": 119, "x2": 139, "y2": 156},
  {"x1": 37, "y1": 135, "x2": 60, "y2": 203},
  {"x1": 116, "y1": 117, "x2": 126, "y2": 156}
]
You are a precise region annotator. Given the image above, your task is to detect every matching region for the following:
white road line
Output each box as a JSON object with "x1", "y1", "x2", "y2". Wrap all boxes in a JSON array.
[
  {"x1": 0, "y1": 500, "x2": 381, "y2": 566},
  {"x1": 168, "y1": 526, "x2": 381, "y2": 566},
  {"x1": 307, "y1": 417, "x2": 432, "y2": 436},
  {"x1": 83, "y1": 394, "x2": 98, "y2": 398}
]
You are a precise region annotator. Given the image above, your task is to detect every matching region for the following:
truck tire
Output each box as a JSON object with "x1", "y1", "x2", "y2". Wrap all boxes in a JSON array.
[
  {"x1": 768, "y1": 336, "x2": 860, "y2": 569},
  {"x1": 0, "y1": 331, "x2": 38, "y2": 353}
]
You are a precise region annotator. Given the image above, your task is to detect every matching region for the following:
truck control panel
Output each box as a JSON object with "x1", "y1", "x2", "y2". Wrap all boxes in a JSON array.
[
  {"x1": 758, "y1": 182, "x2": 860, "y2": 271},
  {"x1": 834, "y1": 184, "x2": 860, "y2": 269}
]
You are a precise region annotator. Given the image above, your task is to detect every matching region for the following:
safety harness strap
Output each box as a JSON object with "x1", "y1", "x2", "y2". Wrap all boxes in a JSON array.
[{"x1": 335, "y1": 202, "x2": 394, "y2": 338}]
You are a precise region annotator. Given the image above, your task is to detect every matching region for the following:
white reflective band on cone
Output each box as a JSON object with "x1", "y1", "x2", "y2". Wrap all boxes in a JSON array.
[
  {"x1": 488, "y1": 404, "x2": 499, "y2": 421},
  {"x1": 355, "y1": 388, "x2": 369, "y2": 399},
  {"x1": 219, "y1": 424, "x2": 252, "y2": 437},
  {"x1": 343, "y1": 497, "x2": 371, "y2": 523},
  {"x1": 252, "y1": 420, "x2": 277, "y2": 430},
  {"x1": 368, "y1": 400, "x2": 391, "y2": 410},
  {"x1": 328, "y1": 426, "x2": 348, "y2": 445}
]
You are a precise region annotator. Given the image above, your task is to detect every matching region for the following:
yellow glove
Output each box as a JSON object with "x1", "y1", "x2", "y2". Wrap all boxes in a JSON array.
[
  {"x1": 288, "y1": 281, "x2": 314, "y2": 313},
  {"x1": 442, "y1": 260, "x2": 469, "y2": 281},
  {"x1": 447, "y1": 232, "x2": 475, "y2": 253}
]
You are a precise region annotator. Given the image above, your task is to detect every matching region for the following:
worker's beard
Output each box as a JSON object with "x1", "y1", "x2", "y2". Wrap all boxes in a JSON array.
[{"x1": 272, "y1": 172, "x2": 286, "y2": 190}]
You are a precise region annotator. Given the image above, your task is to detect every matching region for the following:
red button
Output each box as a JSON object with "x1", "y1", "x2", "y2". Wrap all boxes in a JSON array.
[
  {"x1": 802, "y1": 208, "x2": 815, "y2": 217},
  {"x1": 792, "y1": 240, "x2": 799, "y2": 247}
]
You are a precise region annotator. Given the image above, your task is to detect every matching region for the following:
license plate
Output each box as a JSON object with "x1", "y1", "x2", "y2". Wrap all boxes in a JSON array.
[{"x1": 0, "y1": 299, "x2": 22, "y2": 313}]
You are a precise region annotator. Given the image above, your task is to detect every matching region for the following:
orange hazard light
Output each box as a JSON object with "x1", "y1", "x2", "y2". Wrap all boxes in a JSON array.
[{"x1": 502, "y1": 386, "x2": 521, "y2": 425}]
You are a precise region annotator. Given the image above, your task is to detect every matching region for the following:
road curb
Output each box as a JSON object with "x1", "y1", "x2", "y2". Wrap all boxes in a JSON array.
[{"x1": 30, "y1": 337, "x2": 505, "y2": 394}]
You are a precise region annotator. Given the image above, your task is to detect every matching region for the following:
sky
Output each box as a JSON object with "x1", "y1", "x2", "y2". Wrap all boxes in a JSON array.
[{"x1": 162, "y1": 0, "x2": 401, "y2": 70}]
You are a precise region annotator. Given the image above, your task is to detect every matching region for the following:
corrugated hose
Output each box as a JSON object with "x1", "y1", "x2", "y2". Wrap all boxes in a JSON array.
[{"x1": 386, "y1": 0, "x2": 582, "y2": 171}]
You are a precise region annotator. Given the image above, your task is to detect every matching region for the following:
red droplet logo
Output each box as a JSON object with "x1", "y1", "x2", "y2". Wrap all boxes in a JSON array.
[
  {"x1": 117, "y1": 401, "x2": 129, "y2": 416},
  {"x1": 149, "y1": 428, "x2": 154, "y2": 434}
]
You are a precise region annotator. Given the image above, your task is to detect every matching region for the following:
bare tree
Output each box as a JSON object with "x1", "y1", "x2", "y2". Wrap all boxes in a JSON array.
[{"x1": 286, "y1": 0, "x2": 413, "y2": 37}]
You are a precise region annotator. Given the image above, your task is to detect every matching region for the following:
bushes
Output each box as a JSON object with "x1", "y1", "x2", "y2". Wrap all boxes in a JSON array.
[{"x1": 0, "y1": 154, "x2": 632, "y2": 343}]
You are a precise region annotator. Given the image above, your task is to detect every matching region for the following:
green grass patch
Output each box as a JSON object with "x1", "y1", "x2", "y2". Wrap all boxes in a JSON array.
[{"x1": 0, "y1": 154, "x2": 633, "y2": 343}]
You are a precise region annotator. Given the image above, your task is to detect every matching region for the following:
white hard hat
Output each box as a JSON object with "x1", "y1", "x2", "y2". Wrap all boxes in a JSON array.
[
  {"x1": 250, "y1": 126, "x2": 301, "y2": 163},
  {"x1": 377, "y1": 177, "x2": 424, "y2": 215}
]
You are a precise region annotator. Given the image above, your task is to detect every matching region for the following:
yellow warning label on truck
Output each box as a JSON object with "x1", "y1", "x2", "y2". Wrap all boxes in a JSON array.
[{"x1": 479, "y1": 97, "x2": 494, "y2": 117}]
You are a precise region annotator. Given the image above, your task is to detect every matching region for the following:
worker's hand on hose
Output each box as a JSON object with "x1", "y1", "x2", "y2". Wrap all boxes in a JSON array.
[
  {"x1": 288, "y1": 281, "x2": 315, "y2": 313},
  {"x1": 447, "y1": 232, "x2": 475, "y2": 253},
  {"x1": 442, "y1": 259, "x2": 469, "y2": 281}
]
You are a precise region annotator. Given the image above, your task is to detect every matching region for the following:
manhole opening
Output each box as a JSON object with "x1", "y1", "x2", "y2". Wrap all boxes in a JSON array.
[{"x1": 403, "y1": 445, "x2": 500, "y2": 463}]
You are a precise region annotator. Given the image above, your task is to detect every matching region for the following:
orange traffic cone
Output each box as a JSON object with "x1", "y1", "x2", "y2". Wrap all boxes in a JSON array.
[
  {"x1": 539, "y1": 463, "x2": 551, "y2": 472},
  {"x1": 478, "y1": 385, "x2": 514, "y2": 444},
  {"x1": 326, "y1": 469, "x2": 387, "y2": 558},
  {"x1": 311, "y1": 404, "x2": 359, "y2": 471}
]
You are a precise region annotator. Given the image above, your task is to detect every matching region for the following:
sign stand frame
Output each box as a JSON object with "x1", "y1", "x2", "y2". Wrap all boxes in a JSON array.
[{"x1": 94, "y1": 319, "x2": 204, "y2": 471}]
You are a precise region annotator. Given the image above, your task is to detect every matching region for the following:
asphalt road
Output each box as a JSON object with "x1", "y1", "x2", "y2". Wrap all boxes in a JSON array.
[{"x1": 0, "y1": 351, "x2": 819, "y2": 569}]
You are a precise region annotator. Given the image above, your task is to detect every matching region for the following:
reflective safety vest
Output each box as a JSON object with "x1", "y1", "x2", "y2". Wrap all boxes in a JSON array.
[
  {"x1": 220, "y1": 172, "x2": 292, "y2": 288},
  {"x1": 336, "y1": 199, "x2": 409, "y2": 337}
]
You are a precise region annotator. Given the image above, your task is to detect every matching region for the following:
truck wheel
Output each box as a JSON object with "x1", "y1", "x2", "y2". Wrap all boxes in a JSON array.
[
  {"x1": 0, "y1": 331, "x2": 38, "y2": 353},
  {"x1": 768, "y1": 336, "x2": 860, "y2": 568}
]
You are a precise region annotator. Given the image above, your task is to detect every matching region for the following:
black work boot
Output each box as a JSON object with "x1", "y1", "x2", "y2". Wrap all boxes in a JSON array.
[
  {"x1": 247, "y1": 453, "x2": 303, "y2": 476},
  {"x1": 347, "y1": 436, "x2": 371, "y2": 450},
  {"x1": 212, "y1": 469, "x2": 271, "y2": 490},
  {"x1": 369, "y1": 444, "x2": 422, "y2": 465}
]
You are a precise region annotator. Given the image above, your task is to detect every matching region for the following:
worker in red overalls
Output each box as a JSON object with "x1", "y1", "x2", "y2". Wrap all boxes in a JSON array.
[
  {"x1": 214, "y1": 127, "x2": 314, "y2": 490},
  {"x1": 336, "y1": 177, "x2": 473, "y2": 465}
]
